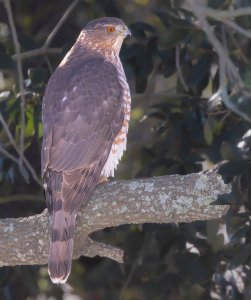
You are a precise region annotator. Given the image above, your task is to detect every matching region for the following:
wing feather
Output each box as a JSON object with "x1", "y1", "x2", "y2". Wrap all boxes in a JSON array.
[{"x1": 41, "y1": 58, "x2": 124, "y2": 175}]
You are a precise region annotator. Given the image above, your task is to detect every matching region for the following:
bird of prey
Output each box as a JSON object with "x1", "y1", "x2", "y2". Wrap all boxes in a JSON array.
[{"x1": 41, "y1": 17, "x2": 131, "y2": 284}]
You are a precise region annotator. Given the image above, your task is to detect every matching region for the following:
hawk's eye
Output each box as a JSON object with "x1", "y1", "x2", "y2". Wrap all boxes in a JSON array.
[{"x1": 107, "y1": 26, "x2": 116, "y2": 33}]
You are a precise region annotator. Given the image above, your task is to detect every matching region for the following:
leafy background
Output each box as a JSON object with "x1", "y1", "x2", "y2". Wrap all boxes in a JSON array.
[{"x1": 0, "y1": 0, "x2": 251, "y2": 299}]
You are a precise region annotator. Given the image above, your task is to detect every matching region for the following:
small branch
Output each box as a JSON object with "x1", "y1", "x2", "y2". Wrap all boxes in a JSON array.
[
  {"x1": 4, "y1": 0, "x2": 26, "y2": 166},
  {"x1": 204, "y1": 7, "x2": 251, "y2": 19},
  {"x1": 0, "y1": 169, "x2": 230, "y2": 267},
  {"x1": 0, "y1": 146, "x2": 19, "y2": 164},
  {"x1": 43, "y1": 0, "x2": 80, "y2": 48},
  {"x1": 175, "y1": 45, "x2": 189, "y2": 92},
  {"x1": 0, "y1": 194, "x2": 44, "y2": 204},
  {"x1": 12, "y1": 0, "x2": 80, "y2": 61},
  {"x1": 84, "y1": 238, "x2": 124, "y2": 263},
  {"x1": 12, "y1": 48, "x2": 62, "y2": 60},
  {"x1": 205, "y1": 10, "x2": 251, "y2": 40},
  {"x1": 220, "y1": 19, "x2": 251, "y2": 40},
  {"x1": 0, "y1": 112, "x2": 42, "y2": 185},
  {"x1": 187, "y1": 0, "x2": 244, "y2": 90},
  {"x1": 185, "y1": 0, "x2": 251, "y2": 122}
]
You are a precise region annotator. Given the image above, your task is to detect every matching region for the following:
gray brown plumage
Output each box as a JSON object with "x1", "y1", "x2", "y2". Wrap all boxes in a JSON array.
[{"x1": 41, "y1": 17, "x2": 131, "y2": 283}]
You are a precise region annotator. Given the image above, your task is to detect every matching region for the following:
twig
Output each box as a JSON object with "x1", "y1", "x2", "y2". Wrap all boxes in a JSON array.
[
  {"x1": 119, "y1": 256, "x2": 140, "y2": 300},
  {"x1": 2, "y1": 0, "x2": 77, "y2": 186},
  {"x1": 210, "y1": 16, "x2": 251, "y2": 40},
  {"x1": 4, "y1": 0, "x2": 26, "y2": 167},
  {"x1": 11, "y1": 0, "x2": 80, "y2": 61},
  {"x1": 0, "y1": 146, "x2": 19, "y2": 164},
  {"x1": 227, "y1": 30, "x2": 249, "y2": 64},
  {"x1": 12, "y1": 48, "x2": 62, "y2": 60},
  {"x1": 222, "y1": 19, "x2": 251, "y2": 40},
  {"x1": 187, "y1": 1, "x2": 251, "y2": 122},
  {"x1": 84, "y1": 237, "x2": 124, "y2": 263},
  {"x1": 204, "y1": 7, "x2": 251, "y2": 19},
  {"x1": 118, "y1": 234, "x2": 152, "y2": 300},
  {"x1": 0, "y1": 112, "x2": 42, "y2": 185},
  {"x1": 44, "y1": 55, "x2": 53, "y2": 74},
  {"x1": 175, "y1": 45, "x2": 189, "y2": 92},
  {"x1": 0, "y1": 194, "x2": 44, "y2": 204},
  {"x1": 43, "y1": 0, "x2": 80, "y2": 48},
  {"x1": 187, "y1": 0, "x2": 244, "y2": 90},
  {"x1": 12, "y1": 0, "x2": 81, "y2": 61}
]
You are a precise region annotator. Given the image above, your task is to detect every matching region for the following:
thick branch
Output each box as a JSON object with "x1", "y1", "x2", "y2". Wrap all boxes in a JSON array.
[{"x1": 0, "y1": 169, "x2": 230, "y2": 267}]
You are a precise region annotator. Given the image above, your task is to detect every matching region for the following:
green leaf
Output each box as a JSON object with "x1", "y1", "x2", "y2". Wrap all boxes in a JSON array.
[
  {"x1": 203, "y1": 119, "x2": 213, "y2": 145},
  {"x1": 24, "y1": 109, "x2": 34, "y2": 138}
]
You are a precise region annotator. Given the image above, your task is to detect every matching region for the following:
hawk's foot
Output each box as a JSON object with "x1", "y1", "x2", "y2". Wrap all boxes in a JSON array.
[{"x1": 98, "y1": 176, "x2": 108, "y2": 184}]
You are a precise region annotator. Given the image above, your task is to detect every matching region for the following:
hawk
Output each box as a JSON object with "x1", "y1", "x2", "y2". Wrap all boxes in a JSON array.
[{"x1": 41, "y1": 17, "x2": 131, "y2": 284}]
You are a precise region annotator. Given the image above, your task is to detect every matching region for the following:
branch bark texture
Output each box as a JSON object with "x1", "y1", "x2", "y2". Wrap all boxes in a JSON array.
[{"x1": 0, "y1": 169, "x2": 230, "y2": 267}]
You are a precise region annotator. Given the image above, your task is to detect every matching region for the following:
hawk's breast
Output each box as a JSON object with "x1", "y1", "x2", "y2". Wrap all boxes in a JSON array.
[{"x1": 101, "y1": 59, "x2": 131, "y2": 177}]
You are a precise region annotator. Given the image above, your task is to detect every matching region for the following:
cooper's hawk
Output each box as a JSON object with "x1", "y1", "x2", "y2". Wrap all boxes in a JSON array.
[{"x1": 41, "y1": 17, "x2": 131, "y2": 284}]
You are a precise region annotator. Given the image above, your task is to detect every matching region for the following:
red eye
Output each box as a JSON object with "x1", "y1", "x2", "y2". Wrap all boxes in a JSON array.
[{"x1": 107, "y1": 26, "x2": 115, "y2": 32}]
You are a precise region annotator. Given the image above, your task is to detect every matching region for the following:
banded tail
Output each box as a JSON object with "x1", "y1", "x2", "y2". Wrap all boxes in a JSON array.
[
  {"x1": 45, "y1": 171, "x2": 76, "y2": 284},
  {"x1": 48, "y1": 204, "x2": 76, "y2": 284},
  {"x1": 44, "y1": 163, "x2": 107, "y2": 284}
]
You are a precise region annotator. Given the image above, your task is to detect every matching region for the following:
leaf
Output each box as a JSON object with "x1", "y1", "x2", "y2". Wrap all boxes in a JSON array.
[
  {"x1": 230, "y1": 244, "x2": 251, "y2": 269},
  {"x1": 221, "y1": 89, "x2": 251, "y2": 122},
  {"x1": 211, "y1": 119, "x2": 224, "y2": 135},
  {"x1": 153, "y1": 10, "x2": 170, "y2": 28},
  {"x1": 129, "y1": 22, "x2": 155, "y2": 40},
  {"x1": 159, "y1": 48, "x2": 176, "y2": 78},
  {"x1": 218, "y1": 160, "x2": 250, "y2": 176},
  {"x1": 187, "y1": 53, "x2": 212, "y2": 87},
  {"x1": 0, "y1": 50, "x2": 15, "y2": 69},
  {"x1": 24, "y1": 109, "x2": 34, "y2": 138},
  {"x1": 207, "y1": 219, "x2": 225, "y2": 252},
  {"x1": 28, "y1": 68, "x2": 46, "y2": 87},
  {"x1": 0, "y1": 91, "x2": 11, "y2": 101},
  {"x1": 203, "y1": 119, "x2": 213, "y2": 145},
  {"x1": 147, "y1": 111, "x2": 166, "y2": 120},
  {"x1": 220, "y1": 141, "x2": 242, "y2": 160},
  {"x1": 153, "y1": 9, "x2": 192, "y2": 29}
]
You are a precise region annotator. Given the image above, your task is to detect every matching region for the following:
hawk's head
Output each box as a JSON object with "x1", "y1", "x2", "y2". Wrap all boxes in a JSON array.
[{"x1": 82, "y1": 17, "x2": 131, "y2": 53}]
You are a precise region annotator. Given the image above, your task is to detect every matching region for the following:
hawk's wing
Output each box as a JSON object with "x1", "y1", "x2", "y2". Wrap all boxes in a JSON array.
[{"x1": 41, "y1": 58, "x2": 124, "y2": 176}]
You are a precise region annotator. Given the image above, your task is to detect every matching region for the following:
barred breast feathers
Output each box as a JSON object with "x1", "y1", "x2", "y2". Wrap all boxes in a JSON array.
[{"x1": 101, "y1": 59, "x2": 131, "y2": 178}]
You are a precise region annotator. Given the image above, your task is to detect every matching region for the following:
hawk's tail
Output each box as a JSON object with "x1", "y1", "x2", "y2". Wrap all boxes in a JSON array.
[{"x1": 48, "y1": 196, "x2": 76, "y2": 284}]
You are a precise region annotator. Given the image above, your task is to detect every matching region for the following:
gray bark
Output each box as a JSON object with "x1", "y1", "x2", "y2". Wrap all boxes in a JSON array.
[{"x1": 0, "y1": 169, "x2": 230, "y2": 267}]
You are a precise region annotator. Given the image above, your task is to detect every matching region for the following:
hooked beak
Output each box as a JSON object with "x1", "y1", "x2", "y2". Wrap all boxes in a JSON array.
[{"x1": 124, "y1": 27, "x2": 132, "y2": 38}]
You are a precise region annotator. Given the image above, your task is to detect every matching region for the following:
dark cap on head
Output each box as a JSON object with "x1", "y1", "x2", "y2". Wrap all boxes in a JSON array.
[{"x1": 85, "y1": 17, "x2": 126, "y2": 30}]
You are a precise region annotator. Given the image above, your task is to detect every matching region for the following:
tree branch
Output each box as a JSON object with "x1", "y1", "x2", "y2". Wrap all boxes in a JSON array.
[
  {"x1": 12, "y1": 0, "x2": 80, "y2": 61},
  {"x1": 0, "y1": 168, "x2": 230, "y2": 267},
  {"x1": 186, "y1": 0, "x2": 251, "y2": 123},
  {"x1": 203, "y1": 7, "x2": 251, "y2": 19},
  {"x1": 12, "y1": 48, "x2": 62, "y2": 60}
]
